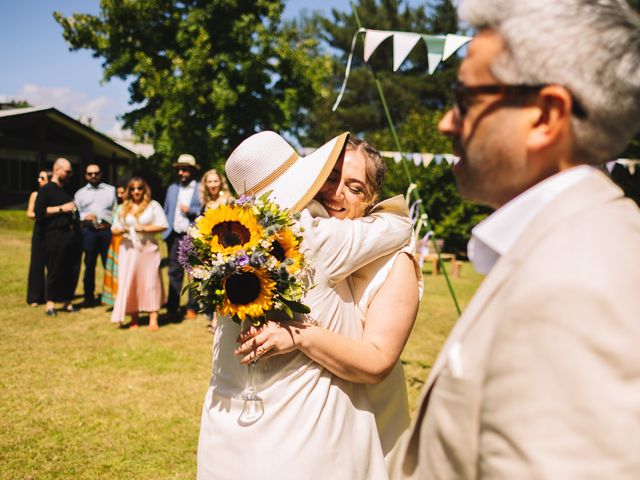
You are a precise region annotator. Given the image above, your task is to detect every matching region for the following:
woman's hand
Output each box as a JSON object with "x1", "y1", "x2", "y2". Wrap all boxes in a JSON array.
[{"x1": 235, "y1": 320, "x2": 307, "y2": 365}]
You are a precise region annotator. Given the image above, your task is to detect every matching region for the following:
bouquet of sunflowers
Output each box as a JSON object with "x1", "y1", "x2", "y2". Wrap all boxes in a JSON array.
[{"x1": 177, "y1": 193, "x2": 310, "y2": 325}]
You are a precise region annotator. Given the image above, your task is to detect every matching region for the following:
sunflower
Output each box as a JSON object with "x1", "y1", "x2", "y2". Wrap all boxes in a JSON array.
[
  {"x1": 270, "y1": 228, "x2": 303, "y2": 273},
  {"x1": 219, "y1": 267, "x2": 275, "y2": 320},
  {"x1": 196, "y1": 204, "x2": 263, "y2": 255}
]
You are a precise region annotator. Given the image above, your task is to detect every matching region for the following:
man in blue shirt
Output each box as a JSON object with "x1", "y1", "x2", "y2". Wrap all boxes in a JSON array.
[
  {"x1": 163, "y1": 154, "x2": 202, "y2": 319},
  {"x1": 74, "y1": 163, "x2": 116, "y2": 306}
]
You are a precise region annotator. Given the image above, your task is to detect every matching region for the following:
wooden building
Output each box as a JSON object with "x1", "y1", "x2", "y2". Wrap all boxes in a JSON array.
[{"x1": 0, "y1": 106, "x2": 138, "y2": 208}]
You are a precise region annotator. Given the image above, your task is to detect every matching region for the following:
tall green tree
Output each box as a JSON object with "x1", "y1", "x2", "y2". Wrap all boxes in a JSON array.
[{"x1": 54, "y1": 0, "x2": 331, "y2": 176}]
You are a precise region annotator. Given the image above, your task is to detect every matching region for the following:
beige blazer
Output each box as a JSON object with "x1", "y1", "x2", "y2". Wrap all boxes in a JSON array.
[{"x1": 389, "y1": 170, "x2": 640, "y2": 479}]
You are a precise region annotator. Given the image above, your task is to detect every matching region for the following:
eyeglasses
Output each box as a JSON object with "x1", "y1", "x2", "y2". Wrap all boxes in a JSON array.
[
  {"x1": 177, "y1": 167, "x2": 191, "y2": 173},
  {"x1": 130, "y1": 186, "x2": 144, "y2": 192},
  {"x1": 451, "y1": 80, "x2": 587, "y2": 119},
  {"x1": 86, "y1": 171, "x2": 101, "y2": 177}
]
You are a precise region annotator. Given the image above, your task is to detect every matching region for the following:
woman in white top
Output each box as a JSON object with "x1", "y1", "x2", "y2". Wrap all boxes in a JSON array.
[
  {"x1": 236, "y1": 138, "x2": 423, "y2": 460},
  {"x1": 197, "y1": 132, "x2": 414, "y2": 480},
  {"x1": 111, "y1": 177, "x2": 168, "y2": 330}
]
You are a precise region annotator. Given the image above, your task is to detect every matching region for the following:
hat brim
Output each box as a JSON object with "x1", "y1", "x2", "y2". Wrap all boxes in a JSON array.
[
  {"x1": 255, "y1": 132, "x2": 349, "y2": 212},
  {"x1": 172, "y1": 163, "x2": 200, "y2": 169}
]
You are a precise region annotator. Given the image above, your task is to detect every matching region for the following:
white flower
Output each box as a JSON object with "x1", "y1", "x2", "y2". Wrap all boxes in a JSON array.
[
  {"x1": 191, "y1": 265, "x2": 212, "y2": 280},
  {"x1": 188, "y1": 225, "x2": 203, "y2": 240}
]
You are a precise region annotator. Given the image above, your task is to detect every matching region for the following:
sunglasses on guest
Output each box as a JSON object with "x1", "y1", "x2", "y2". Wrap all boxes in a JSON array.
[{"x1": 86, "y1": 171, "x2": 101, "y2": 177}]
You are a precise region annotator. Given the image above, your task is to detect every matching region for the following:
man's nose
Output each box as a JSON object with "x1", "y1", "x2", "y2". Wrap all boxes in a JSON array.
[{"x1": 438, "y1": 109, "x2": 459, "y2": 136}]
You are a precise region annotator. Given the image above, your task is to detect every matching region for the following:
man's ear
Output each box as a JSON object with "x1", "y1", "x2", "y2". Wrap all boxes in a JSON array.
[{"x1": 526, "y1": 85, "x2": 573, "y2": 153}]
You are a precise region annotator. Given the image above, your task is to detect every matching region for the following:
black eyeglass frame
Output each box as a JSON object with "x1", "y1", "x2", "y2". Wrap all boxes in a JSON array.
[
  {"x1": 451, "y1": 80, "x2": 587, "y2": 119},
  {"x1": 86, "y1": 171, "x2": 101, "y2": 177}
]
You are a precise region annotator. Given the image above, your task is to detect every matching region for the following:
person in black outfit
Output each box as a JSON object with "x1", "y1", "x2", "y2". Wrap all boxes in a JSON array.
[
  {"x1": 34, "y1": 158, "x2": 82, "y2": 316},
  {"x1": 26, "y1": 169, "x2": 53, "y2": 306}
]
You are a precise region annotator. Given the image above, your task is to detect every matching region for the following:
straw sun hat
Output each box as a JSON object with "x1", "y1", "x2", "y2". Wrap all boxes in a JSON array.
[
  {"x1": 225, "y1": 131, "x2": 349, "y2": 211},
  {"x1": 172, "y1": 153, "x2": 200, "y2": 169}
]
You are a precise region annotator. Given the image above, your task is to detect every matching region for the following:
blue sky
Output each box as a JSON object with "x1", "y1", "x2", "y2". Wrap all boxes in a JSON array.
[{"x1": 0, "y1": 0, "x2": 359, "y2": 137}]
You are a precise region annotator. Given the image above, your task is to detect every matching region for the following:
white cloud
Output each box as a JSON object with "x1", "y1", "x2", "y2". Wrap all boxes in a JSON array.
[{"x1": 5, "y1": 83, "x2": 124, "y2": 134}]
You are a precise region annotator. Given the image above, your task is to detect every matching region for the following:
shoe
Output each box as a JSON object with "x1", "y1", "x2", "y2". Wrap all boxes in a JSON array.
[
  {"x1": 63, "y1": 304, "x2": 78, "y2": 313},
  {"x1": 81, "y1": 297, "x2": 97, "y2": 308},
  {"x1": 45, "y1": 308, "x2": 57, "y2": 317},
  {"x1": 128, "y1": 321, "x2": 139, "y2": 330},
  {"x1": 185, "y1": 309, "x2": 198, "y2": 320},
  {"x1": 30, "y1": 302, "x2": 39, "y2": 307}
]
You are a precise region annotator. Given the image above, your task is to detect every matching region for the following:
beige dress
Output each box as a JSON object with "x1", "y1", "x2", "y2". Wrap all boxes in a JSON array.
[
  {"x1": 347, "y1": 198, "x2": 424, "y2": 461},
  {"x1": 197, "y1": 197, "x2": 413, "y2": 480}
]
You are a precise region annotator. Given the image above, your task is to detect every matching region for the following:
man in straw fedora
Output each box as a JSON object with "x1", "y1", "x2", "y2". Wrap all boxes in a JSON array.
[
  {"x1": 389, "y1": 1, "x2": 640, "y2": 479},
  {"x1": 162, "y1": 153, "x2": 202, "y2": 320},
  {"x1": 197, "y1": 131, "x2": 414, "y2": 479}
]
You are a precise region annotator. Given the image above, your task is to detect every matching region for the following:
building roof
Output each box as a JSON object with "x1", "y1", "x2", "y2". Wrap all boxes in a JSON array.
[{"x1": 0, "y1": 106, "x2": 139, "y2": 160}]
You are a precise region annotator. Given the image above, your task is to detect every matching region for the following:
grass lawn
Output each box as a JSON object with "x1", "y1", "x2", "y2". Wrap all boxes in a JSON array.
[{"x1": 0, "y1": 210, "x2": 482, "y2": 479}]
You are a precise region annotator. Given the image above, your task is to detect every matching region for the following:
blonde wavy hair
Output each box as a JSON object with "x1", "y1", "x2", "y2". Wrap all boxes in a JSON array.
[
  {"x1": 119, "y1": 177, "x2": 152, "y2": 218},
  {"x1": 199, "y1": 168, "x2": 231, "y2": 207}
]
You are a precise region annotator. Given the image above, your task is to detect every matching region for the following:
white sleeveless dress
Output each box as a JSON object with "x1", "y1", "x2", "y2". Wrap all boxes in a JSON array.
[
  {"x1": 197, "y1": 198, "x2": 413, "y2": 480},
  {"x1": 347, "y1": 199, "x2": 424, "y2": 461}
]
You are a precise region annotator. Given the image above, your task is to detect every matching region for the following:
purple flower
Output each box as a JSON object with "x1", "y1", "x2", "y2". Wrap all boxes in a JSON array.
[
  {"x1": 177, "y1": 234, "x2": 196, "y2": 269},
  {"x1": 235, "y1": 250, "x2": 250, "y2": 267},
  {"x1": 235, "y1": 194, "x2": 255, "y2": 207},
  {"x1": 250, "y1": 252, "x2": 267, "y2": 268}
]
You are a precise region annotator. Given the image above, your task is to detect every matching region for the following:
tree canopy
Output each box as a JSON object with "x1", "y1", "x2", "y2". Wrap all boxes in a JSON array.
[{"x1": 54, "y1": 0, "x2": 332, "y2": 175}]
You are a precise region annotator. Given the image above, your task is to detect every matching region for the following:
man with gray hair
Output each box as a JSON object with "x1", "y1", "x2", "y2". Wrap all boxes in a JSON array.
[{"x1": 390, "y1": 1, "x2": 640, "y2": 478}]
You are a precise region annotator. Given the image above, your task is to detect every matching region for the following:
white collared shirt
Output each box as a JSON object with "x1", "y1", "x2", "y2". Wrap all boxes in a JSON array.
[
  {"x1": 74, "y1": 182, "x2": 116, "y2": 224},
  {"x1": 468, "y1": 165, "x2": 596, "y2": 275},
  {"x1": 173, "y1": 180, "x2": 196, "y2": 233}
]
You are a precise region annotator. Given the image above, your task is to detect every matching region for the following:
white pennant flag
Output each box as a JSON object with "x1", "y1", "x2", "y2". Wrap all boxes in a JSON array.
[
  {"x1": 422, "y1": 153, "x2": 434, "y2": 167},
  {"x1": 364, "y1": 30, "x2": 393, "y2": 62},
  {"x1": 393, "y1": 32, "x2": 422, "y2": 71},
  {"x1": 442, "y1": 34, "x2": 472, "y2": 61},
  {"x1": 423, "y1": 35, "x2": 446, "y2": 74}
]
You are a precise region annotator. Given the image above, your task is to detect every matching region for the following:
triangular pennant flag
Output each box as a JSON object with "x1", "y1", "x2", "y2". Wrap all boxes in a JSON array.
[
  {"x1": 422, "y1": 153, "x2": 434, "y2": 167},
  {"x1": 393, "y1": 32, "x2": 422, "y2": 71},
  {"x1": 412, "y1": 152, "x2": 423, "y2": 166},
  {"x1": 423, "y1": 35, "x2": 446, "y2": 74},
  {"x1": 443, "y1": 154, "x2": 459, "y2": 166},
  {"x1": 442, "y1": 34, "x2": 472, "y2": 61},
  {"x1": 364, "y1": 30, "x2": 393, "y2": 62}
]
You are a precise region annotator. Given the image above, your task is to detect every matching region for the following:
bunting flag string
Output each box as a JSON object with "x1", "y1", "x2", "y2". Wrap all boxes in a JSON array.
[
  {"x1": 333, "y1": 28, "x2": 472, "y2": 111},
  {"x1": 606, "y1": 159, "x2": 640, "y2": 175}
]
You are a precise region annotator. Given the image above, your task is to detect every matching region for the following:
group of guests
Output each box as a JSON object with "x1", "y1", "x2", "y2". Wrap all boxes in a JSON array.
[{"x1": 26, "y1": 154, "x2": 231, "y2": 331}]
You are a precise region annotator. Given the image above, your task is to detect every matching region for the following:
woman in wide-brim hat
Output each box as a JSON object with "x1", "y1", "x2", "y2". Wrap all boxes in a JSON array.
[{"x1": 197, "y1": 132, "x2": 421, "y2": 479}]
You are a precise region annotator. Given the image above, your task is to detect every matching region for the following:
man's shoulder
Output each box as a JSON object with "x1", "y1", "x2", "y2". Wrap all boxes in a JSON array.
[
  {"x1": 100, "y1": 183, "x2": 116, "y2": 192},
  {"x1": 75, "y1": 183, "x2": 90, "y2": 195}
]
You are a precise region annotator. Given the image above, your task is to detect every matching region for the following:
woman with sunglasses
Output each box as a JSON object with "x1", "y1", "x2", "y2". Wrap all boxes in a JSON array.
[
  {"x1": 110, "y1": 178, "x2": 168, "y2": 330},
  {"x1": 26, "y1": 169, "x2": 53, "y2": 306}
]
